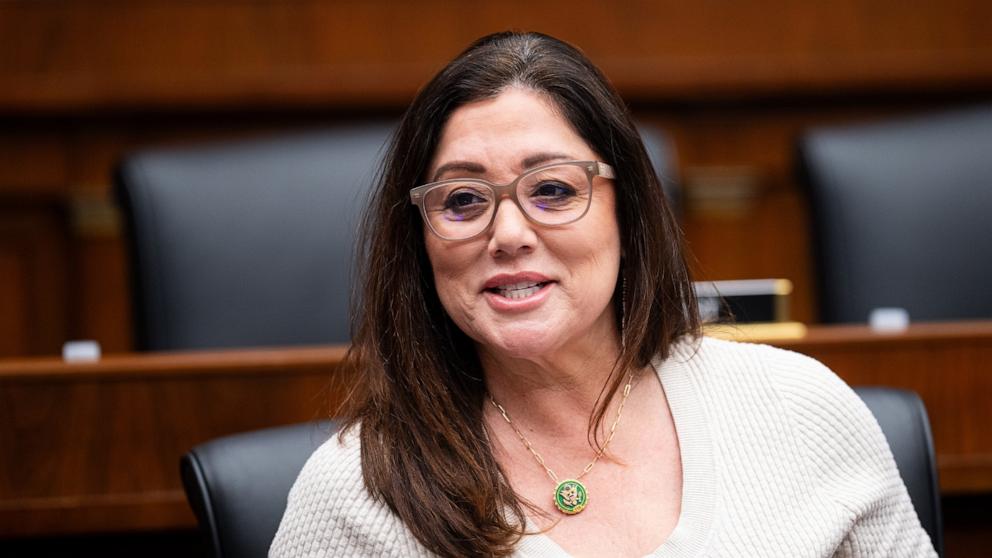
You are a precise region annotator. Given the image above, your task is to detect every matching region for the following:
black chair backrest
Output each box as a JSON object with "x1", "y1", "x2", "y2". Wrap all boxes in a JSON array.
[
  {"x1": 181, "y1": 388, "x2": 941, "y2": 557},
  {"x1": 799, "y1": 105, "x2": 992, "y2": 323},
  {"x1": 639, "y1": 124, "x2": 682, "y2": 214},
  {"x1": 181, "y1": 421, "x2": 337, "y2": 558},
  {"x1": 115, "y1": 123, "x2": 394, "y2": 351},
  {"x1": 853, "y1": 386, "x2": 943, "y2": 556}
]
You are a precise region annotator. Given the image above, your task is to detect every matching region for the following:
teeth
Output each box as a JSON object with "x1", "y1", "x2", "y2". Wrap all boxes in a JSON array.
[
  {"x1": 496, "y1": 281, "x2": 543, "y2": 299},
  {"x1": 502, "y1": 286, "x2": 540, "y2": 299}
]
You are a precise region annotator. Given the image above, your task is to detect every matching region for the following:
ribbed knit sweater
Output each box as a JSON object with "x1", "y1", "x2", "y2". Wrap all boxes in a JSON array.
[{"x1": 270, "y1": 337, "x2": 937, "y2": 557}]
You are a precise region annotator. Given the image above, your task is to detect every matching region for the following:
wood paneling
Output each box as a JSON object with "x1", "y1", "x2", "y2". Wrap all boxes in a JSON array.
[
  {"x1": 0, "y1": 130, "x2": 68, "y2": 194},
  {"x1": 0, "y1": 202, "x2": 69, "y2": 357},
  {"x1": 0, "y1": 346, "x2": 347, "y2": 537},
  {"x1": 0, "y1": 323, "x2": 989, "y2": 538},
  {"x1": 1, "y1": 1, "x2": 992, "y2": 112},
  {"x1": 72, "y1": 234, "x2": 131, "y2": 354},
  {"x1": 0, "y1": 250, "x2": 27, "y2": 356}
]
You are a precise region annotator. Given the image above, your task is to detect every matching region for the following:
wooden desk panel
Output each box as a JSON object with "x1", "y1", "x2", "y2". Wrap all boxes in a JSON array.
[
  {"x1": 0, "y1": 346, "x2": 346, "y2": 537},
  {"x1": 1, "y1": 324, "x2": 989, "y2": 537}
]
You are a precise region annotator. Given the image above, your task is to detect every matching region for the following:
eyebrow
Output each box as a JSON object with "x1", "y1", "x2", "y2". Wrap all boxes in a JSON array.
[
  {"x1": 432, "y1": 161, "x2": 485, "y2": 181},
  {"x1": 522, "y1": 152, "x2": 572, "y2": 169},
  {"x1": 431, "y1": 152, "x2": 574, "y2": 182}
]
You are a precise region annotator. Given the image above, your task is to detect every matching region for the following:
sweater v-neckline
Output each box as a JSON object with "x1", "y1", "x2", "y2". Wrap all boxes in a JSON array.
[{"x1": 514, "y1": 341, "x2": 716, "y2": 557}]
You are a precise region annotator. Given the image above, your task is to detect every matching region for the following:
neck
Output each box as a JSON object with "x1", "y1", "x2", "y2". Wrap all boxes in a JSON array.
[{"x1": 480, "y1": 331, "x2": 625, "y2": 436}]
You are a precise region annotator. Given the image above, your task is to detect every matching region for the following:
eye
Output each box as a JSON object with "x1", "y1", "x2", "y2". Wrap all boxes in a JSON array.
[
  {"x1": 444, "y1": 190, "x2": 488, "y2": 209},
  {"x1": 532, "y1": 181, "x2": 577, "y2": 199},
  {"x1": 434, "y1": 186, "x2": 491, "y2": 223}
]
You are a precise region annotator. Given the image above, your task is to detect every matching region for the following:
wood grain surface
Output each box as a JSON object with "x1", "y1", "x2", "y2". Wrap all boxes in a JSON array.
[{"x1": 1, "y1": 324, "x2": 989, "y2": 537}]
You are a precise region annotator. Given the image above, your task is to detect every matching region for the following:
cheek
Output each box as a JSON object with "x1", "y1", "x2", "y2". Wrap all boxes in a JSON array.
[
  {"x1": 583, "y1": 201, "x2": 622, "y2": 259},
  {"x1": 425, "y1": 236, "x2": 478, "y2": 306},
  {"x1": 564, "y1": 215, "x2": 621, "y2": 293},
  {"x1": 582, "y1": 243, "x2": 621, "y2": 293}
]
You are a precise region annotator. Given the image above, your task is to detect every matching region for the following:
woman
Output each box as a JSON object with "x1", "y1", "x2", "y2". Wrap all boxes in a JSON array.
[{"x1": 271, "y1": 32, "x2": 936, "y2": 557}]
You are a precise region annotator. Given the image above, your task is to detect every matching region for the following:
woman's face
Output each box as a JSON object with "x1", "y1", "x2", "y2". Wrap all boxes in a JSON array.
[{"x1": 423, "y1": 87, "x2": 621, "y2": 363}]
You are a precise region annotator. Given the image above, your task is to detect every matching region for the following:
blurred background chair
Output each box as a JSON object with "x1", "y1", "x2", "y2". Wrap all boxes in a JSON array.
[
  {"x1": 799, "y1": 105, "x2": 992, "y2": 324},
  {"x1": 115, "y1": 123, "x2": 394, "y2": 351},
  {"x1": 115, "y1": 123, "x2": 678, "y2": 352},
  {"x1": 639, "y1": 124, "x2": 682, "y2": 215},
  {"x1": 180, "y1": 387, "x2": 941, "y2": 558}
]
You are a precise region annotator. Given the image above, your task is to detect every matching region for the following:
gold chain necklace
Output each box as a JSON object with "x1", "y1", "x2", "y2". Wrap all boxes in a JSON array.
[{"x1": 488, "y1": 373, "x2": 634, "y2": 515}]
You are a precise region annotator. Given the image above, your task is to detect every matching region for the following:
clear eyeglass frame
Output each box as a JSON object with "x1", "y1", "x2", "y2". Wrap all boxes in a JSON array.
[{"x1": 409, "y1": 160, "x2": 616, "y2": 241}]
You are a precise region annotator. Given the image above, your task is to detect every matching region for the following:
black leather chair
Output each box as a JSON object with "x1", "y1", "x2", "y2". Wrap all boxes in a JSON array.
[
  {"x1": 855, "y1": 387, "x2": 943, "y2": 556},
  {"x1": 115, "y1": 123, "x2": 395, "y2": 351},
  {"x1": 116, "y1": 123, "x2": 678, "y2": 352},
  {"x1": 181, "y1": 421, "x2": 338, "y2": 558},
  {"x1": 799, "y1": 105, "x2": 992, "y2": 323},
  {"x1": 181, "y1": 387, "x2": 942, "y2": 557}
]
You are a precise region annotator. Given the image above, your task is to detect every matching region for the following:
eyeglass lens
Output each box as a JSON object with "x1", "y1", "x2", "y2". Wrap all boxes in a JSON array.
[{"x1": 422, "y1": 163, "x2": 593, "y2": 239}]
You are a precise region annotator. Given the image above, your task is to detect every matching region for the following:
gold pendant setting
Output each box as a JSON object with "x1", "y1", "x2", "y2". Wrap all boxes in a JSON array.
[{"x1": 553, "y1": 479, "x2": 588, "y2": 515}]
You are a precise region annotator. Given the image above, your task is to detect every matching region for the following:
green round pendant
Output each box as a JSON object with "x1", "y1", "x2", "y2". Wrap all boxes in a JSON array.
[{"x1": 553, "y1": 479, "x2": 588, "y2": 515}]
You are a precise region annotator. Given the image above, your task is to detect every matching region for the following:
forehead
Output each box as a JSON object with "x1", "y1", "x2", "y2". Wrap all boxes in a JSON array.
[{"x1": 429, "y1": 87, "x2": 597, "y2": 177}]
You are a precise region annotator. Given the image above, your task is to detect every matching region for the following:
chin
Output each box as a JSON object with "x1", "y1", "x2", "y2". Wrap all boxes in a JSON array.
[{"x1": 480, "y1": 326, "x2": 564, "y2": 360}]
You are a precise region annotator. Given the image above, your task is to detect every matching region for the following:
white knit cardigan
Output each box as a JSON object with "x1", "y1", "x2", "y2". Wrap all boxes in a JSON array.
[{"x1": 270, "y1": 337, "x2": 937, "y2": 557}]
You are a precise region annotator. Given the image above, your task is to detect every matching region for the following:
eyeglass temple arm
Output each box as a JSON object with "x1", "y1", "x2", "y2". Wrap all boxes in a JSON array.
[{"x1": 597, "y1": 162, "x2": 616, "y2": 179}]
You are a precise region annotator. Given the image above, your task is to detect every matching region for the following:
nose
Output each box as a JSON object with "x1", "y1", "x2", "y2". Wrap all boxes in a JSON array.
[{"x1": 487, "y1": 197, "x2": 536, "y2": 258}]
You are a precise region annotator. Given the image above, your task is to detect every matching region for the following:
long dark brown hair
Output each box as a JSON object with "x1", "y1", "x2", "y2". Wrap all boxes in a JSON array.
[{"x1": 340, "y1": 31, "x2": 699, "y2": 557}]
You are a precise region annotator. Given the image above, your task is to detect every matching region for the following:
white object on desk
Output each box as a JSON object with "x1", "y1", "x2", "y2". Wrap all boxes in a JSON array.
[
  {"x1": 869, "y1": 308, "x2": 910, "y2": 333},
  {"x1": 62, "y1": 340, "x2": 102, "y2": 362}
]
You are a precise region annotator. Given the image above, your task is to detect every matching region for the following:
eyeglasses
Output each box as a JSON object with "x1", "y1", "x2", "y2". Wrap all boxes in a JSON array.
[{"x1": 409, "y1": 160, "x2": 615, "y2": 241}]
